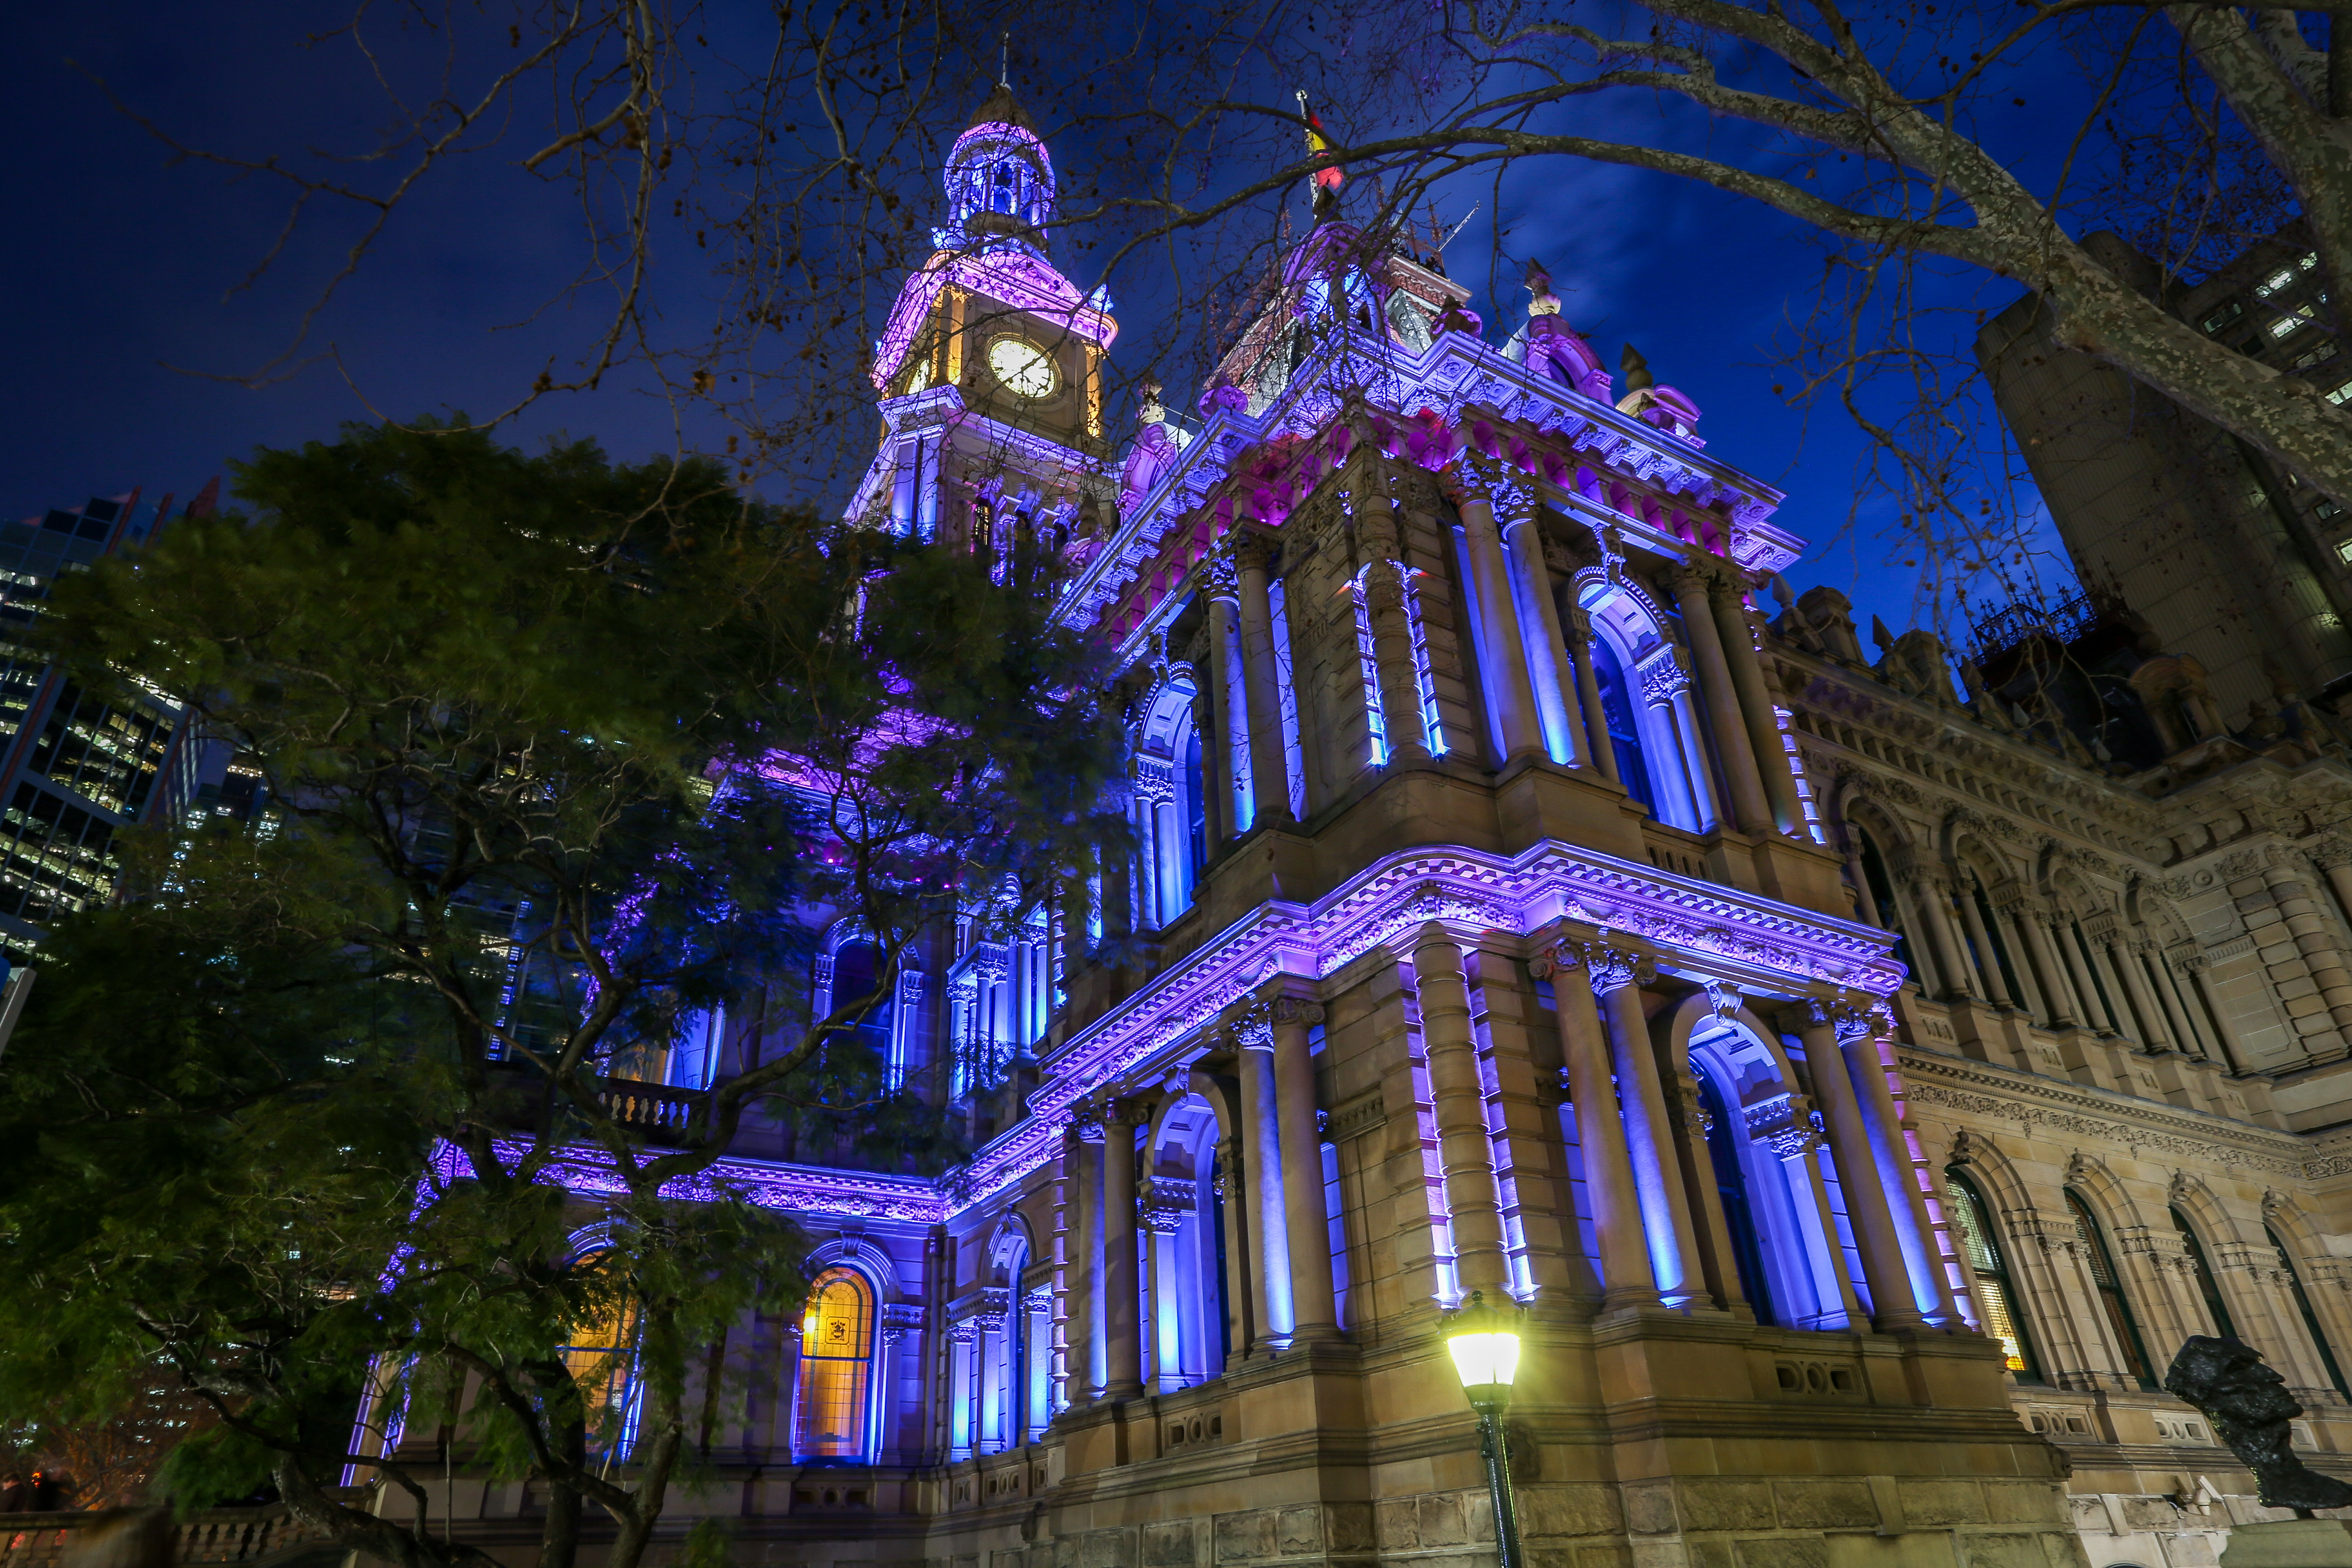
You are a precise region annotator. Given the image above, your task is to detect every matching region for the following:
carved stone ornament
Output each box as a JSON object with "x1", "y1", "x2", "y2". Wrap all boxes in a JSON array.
[
  {"x1": 1949, "y1": 1127, "x2": 1980, "y2": 1163},
  {"x1": 880, "y1": 1302, "x2": 925, "y2": 1343},
  {"x1": 1828, "y1": 1003, "x2": 1879, "y2": 1044},
  {"x1": 1485, "y1": 473, "x2": 1539, "y2": 529},
  {"x1": 2164, "y1": 1338, "x2": 2352, "y2": 1512},
  {"x1": 1270, "y1": 995, "x2": 1328, "y2": 1027},
  {"x1": 1196, "y1": 550, "x2": 1240, "y2": 602},
  {"x1": 1068, "y1": 1101, "x2": 1107, "y2": 1145},
  {"x1": 1138, "y1": 1176, "x2": 1193, "y2": 1234},
  {"x1": 1704, "y1": 978, "x2": 1743, "y2": 1021},
  {"x1": 1581, "y1": 941, "x2": 1653, "y2": 996},
  {"x1": 1229, "y1": 1000, "x2": 1276, "y2": 1051}
]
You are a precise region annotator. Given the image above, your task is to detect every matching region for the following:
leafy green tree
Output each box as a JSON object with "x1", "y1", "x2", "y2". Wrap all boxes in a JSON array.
[{"x1": 0, "y1": 421, "x2": 1122, "y2": 1568}]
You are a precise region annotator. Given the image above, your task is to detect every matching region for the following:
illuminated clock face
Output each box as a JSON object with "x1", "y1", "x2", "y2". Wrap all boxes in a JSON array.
[{"x1": 988, "y1": 337, "x2": 1058, "y2": 399}]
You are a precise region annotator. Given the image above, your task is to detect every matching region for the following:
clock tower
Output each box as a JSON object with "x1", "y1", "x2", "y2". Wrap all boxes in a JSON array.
[{"x1": 854, "y1": 84, "x2": 1116, "y2": 542}]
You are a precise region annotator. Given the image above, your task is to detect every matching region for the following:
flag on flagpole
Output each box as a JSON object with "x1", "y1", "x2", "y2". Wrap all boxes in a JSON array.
[{"x1": 1297, "y1": 91, "x2": 1345, "y2": 191}]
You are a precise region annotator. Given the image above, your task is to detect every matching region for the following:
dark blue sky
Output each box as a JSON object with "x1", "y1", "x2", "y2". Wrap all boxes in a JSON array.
[{"x1": 0, "y1": 4, "x2": 2073, "y2": 644}]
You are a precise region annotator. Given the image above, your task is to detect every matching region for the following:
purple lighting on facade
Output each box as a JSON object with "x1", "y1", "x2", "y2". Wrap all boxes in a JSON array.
[{"x1": 871, "y1": 250, "x2": 1117, "y2": 391}]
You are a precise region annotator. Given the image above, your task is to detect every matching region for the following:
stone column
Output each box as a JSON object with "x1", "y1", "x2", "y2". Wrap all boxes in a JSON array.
[
  {"x1": 2112, "y1": 937, "x2": 2175, "y2": 1050},
  {"x1": 1664, "y1": 1051, "x2": 1752, "y2": 1318},
  {"x1": 1951, "y1": 877, "x2": 2015, "y2": 1007},
  {"x1": 2083, "y1": 927, "x2": 2148, "y2": 1044},
  {"x1": 1201, "y1": 554, "x2": 1256, "y2": 836},
  {"x1": 1563, "y1": 603, "x2": 1621, "y2": 785},
  {"x1": 947, "y1": 1320, "x2": 978, "y2": 1458},
  {"x1": 1708, "y1": 573, "x2": 1806, "y2": 835},
  {"x1": 1233, "y1": 534, "x2": 1294, "y2": 826},
  {"x1": 1473, "y1": 944, "x2": 1587, "y2": 1306},
  {"x1": 1269, "y1": 995, "x2": 1340, "y2": 1339},
  {"x1": 1100, "y1": 1101, "x2": 1145, "y2": 1398},
  {"x1": 1838, "y1": 1004, "x2": 1961, "y2": 1326},
  {"x1": 1908, "y1": 868, "x2": 1976, "y2": 1001},
  {"x1": 2141, "y1": 944, "x2": 2200, "y2": 1055},
  {"x1": 2151, "y1": 954, "x2": 2212, "y2": 1059},
  {"x1": 2057, "y1": 919, "x2": 2117, "y2": 1032},
  {"x1": 1235, "y1": 1016, "x2": 1294, "y2": 1349},
  {"x1": 1362, "y1": 561, "x2": 1431, "y2": 762},
  {"x1": 1796, "y1": 1002, "x2": 1923, "y2": 1328},
  {"x1": 1667, "y1": 674, "x2": 1726, "y2": 831},
  {"x1": 1049, "y1": 1139, "x2": 1075, "y2": 1413},
  {"x1": 1065, "y1": 1122, "x2": 1103, "y2": 1401},
  {"x1": 1635, "y1": 648, "x2": 1713, "y2": 832},
  {"x1": 1060, "y1": 868, "x2": 1090, "y2": 982},
  {"x1": 1453, "y1": 484, "x2": 1546, "y2": 761},
  {"x1": 1843, "y1": 845, "x2": 1885, "y2": 928},
  {"x1": 2184, "y1": 960, "x2": 2249, "y2": 1074},
  {"x1": 1992, "y1": 901, "x2": 2052, "y2": 1021},
  {"x1": 2019, "y1": 907, "x2": 2082, "y2": 1027},
  {"x1": 1213, "y1": 1135, "x2": 1254, "y2": 1366},
  {"x1": 1536, "y1": 941, "x2": 1655, "y2": 1308},
  {"x1": 1590, "y1": 943, "x2": 1708, "y2": 1306},
  {"x1": 1497, "y1": 486, "x2": 1588, "y2": 766},
  {"x1": 1668, "y1": 563, "x2": 1774, "y2": 833},
  {"x1": 1413, "y1": 925, "x2": 1512, "y2": 1295}
]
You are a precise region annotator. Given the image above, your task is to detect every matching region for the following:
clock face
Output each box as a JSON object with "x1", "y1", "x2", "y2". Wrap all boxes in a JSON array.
[{"x1": 987, "y1": 336, "x2": 1058, "y2": 400}]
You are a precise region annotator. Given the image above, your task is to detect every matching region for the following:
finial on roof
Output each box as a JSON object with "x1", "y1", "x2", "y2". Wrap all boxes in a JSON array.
[
  {"x1": 1524, "y1": 257, "x2": 1560, "y2": 318},
  {"x1": 1620, "y1": 342, "x2": 1655, "y2": 392},
  {"x1": 999, "y1": 31, "x2": 1009, "y2": 88}
]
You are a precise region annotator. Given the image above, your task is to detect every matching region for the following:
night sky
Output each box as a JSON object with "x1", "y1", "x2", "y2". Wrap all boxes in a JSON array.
[{"x1": 0, "y1": 4, "x2": 2075, "y2": 645}]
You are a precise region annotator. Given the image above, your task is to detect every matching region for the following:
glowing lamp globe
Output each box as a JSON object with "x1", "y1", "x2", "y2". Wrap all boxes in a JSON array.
[{"x1": 1445, "y1": 1290, "x2": 1521, "y2": 1413}]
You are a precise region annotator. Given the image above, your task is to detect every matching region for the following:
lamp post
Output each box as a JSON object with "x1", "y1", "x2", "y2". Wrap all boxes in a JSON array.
[{"x1": 1445, "y1": 1290, "x2": 1525, "y2": 1568}]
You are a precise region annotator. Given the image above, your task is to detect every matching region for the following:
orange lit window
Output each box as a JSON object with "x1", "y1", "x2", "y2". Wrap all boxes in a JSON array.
[
  {"x1": 559, "y1": 1254, "x2": 640, "y2": 1450},
  {"x1": 796, "y1": 1267, "x2": 875, "y2": 1460}
]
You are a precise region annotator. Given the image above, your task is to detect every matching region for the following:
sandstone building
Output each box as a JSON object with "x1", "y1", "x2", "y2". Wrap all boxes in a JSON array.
[{"x1": 371, "y1": 92, "x2": 2352, "y2": 1568}]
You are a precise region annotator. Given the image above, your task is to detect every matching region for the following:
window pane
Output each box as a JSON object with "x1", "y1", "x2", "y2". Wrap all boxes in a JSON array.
[{"x1": 797, "y1": 1267, "x2": 875, "y2": 1460}]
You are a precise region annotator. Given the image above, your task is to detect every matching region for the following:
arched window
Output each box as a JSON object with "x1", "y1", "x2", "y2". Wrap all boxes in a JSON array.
[
  {"x1": 1696, "y1": 1068, "x2": 1774, "y2": 1324},
  {"x1": 2068, "y1": 1191, "x2": 2155, "y2": 1388},
  {"x1": 828, "y1": 937, "x2": 895, "y2": 1063},
  {"x1": 796, "y1": 1266, "x2": 877, "y2": 1461},
  {"x1": 2171, "y1": 1207, "x2": 2238, "y2": 1339},
  {"x1": 2269, "y1": 1225, "x2": 2352, "y2": 1400},
  {"x1": 1144, "y1": 1097, "x2": 1231, "y2": 1392},
  {"x1": 1590, "y1": 637, "x2": 1654, "y2": 811},
  {"x1": 1945, "y1": 1172, "x2": 2040, "y2": 1381},
  {"x1": 559, "y1": 1252, "x2": 641, "y2": 1456}
]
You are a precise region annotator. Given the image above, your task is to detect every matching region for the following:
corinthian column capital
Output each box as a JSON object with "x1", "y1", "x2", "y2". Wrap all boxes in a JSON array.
[
  {"x1": 1197, "y1": 550, "x2": 1239, "y2": 602},
  {"x1": 1537, "y1": 936, "x2": 1651, "y2": 995}
]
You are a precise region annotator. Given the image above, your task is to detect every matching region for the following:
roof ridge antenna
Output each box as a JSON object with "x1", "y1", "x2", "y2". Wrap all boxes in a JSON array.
[{"x1": 1439, "y1": 202, "x2": 1480, "y2": 252}]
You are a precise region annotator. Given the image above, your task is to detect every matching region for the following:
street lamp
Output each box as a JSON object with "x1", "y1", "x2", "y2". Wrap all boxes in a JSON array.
[{"x1": 1445, "y1": 1290, "x2": 1525, "y2": 1568}]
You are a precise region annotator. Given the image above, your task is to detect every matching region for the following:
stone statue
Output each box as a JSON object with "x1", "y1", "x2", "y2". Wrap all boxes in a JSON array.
[{"x1": 2163, "y1": 1336, "x2": 2352, "y2": 1514}]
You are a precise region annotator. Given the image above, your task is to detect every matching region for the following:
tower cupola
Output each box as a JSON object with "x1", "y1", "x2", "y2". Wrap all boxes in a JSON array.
[{"x1": 934, "y1": 84, "x2": 1057, "y2": 256}]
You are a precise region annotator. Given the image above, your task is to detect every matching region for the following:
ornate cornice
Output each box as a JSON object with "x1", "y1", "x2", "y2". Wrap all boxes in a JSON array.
[
  {"x1": 1895, "y1": 1053, "x2": 2311, "y2": 1177},
  {"x1": 424, "y1": 1138, "x2": 950, "y2": 1225},
  {"x1": 944, "y1": 837, "x2": 1901, "y2": 1211}
]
